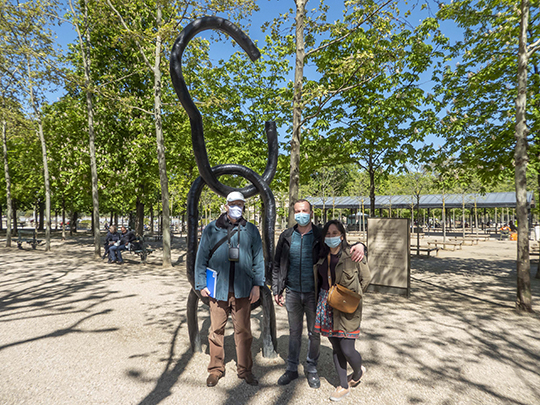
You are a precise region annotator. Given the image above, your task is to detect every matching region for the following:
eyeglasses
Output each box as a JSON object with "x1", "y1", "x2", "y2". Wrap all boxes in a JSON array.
[{"x1": 228, "y1": 202, "x2": 244, "y2": 208}]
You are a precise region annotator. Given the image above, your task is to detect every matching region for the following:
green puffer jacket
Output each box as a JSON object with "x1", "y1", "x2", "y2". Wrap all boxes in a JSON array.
[{"x1": 314, "y1": 248, "x2": 372, "y2": 333}]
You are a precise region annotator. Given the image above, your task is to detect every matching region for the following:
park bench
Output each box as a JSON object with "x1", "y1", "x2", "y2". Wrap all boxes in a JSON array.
[
  {"x1": 145, "y1": 230, "x2": 173, "y2": 242},
  {"x1": 17, "y1": 229, "x2": 42, "y2": 250},
  {"x1": 410, "y1": 245, "x2": 440, "y2": 257},
  {"x1": 499, "y1": 230, "x2": 510, "y2": 240},
  {"x1": 427, "y1": 240, "x2": 463, "y2": 251},
  {"x1": 348, "y1": 233, "x2": 366, "y2": 243},
  {"x1": 128, "y1": 236, "x2": 154, "y2": 263},
  {"x1": 451, "y1": 237, "x2": 479, "y2": 246}
]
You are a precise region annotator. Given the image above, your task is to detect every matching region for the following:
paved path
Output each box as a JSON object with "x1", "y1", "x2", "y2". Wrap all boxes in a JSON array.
[{"x1": 1, "y1": 236, "x2": 539, "y2": 404}]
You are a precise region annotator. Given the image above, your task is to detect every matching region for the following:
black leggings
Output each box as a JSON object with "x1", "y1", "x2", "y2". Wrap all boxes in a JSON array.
[{"x1": 328, "y1": 337, "x2": 363, "y2": 389}]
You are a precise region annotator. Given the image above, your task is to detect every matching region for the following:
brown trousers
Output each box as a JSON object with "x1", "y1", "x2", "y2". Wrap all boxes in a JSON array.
[{"x1": 208, "y1": 293, "x2": 253, "y2": 377}]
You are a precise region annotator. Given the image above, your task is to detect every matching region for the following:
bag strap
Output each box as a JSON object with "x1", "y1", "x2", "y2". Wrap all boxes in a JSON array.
[
  {"x1": 228, "y1": 224, "x2": 240, "y2": 248},
  {"x1": 209, "y1": 229, "x2": 238, "y2": 260},
  {"x1": 327, "y1": 253, "x2": 334, "y2": 287}
]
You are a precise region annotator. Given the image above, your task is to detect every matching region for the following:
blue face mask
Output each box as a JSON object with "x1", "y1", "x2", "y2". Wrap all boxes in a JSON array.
[
  {"x1": 325, "y1": 236, "x2": 342, "y2": 248},
  {"x1": 294, "y1": 212, "x2": 311, "y2": 227}
]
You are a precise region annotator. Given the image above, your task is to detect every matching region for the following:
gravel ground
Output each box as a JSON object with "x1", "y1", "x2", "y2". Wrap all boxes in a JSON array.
[{"x1": 1, "y1": 232, "x2": 539, "y2": 405}]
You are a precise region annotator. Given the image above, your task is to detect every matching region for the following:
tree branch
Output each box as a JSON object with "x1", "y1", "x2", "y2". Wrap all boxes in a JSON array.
[
  {"x1": 105, "y1": 0, "x2": 154, "y2": 72},
  {"x1": 300, "y1": 70, "x2": 380, "y2": 127},
  {"x1": 305, "y1": 0, "x2": 395, "y2": 58},
  {"x1": 528, "y1": 38, "x2": 540, "y2": 57}
]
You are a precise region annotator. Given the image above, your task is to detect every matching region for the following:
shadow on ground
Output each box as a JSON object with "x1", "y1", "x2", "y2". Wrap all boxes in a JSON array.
[{"x1": 1, "y1": 240, "x2": 540, "y2": 405}]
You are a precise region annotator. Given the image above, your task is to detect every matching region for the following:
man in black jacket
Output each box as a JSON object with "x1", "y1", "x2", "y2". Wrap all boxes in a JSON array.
[{"x1": 272, "y1": 199, "x2": 365, "y2": 388}]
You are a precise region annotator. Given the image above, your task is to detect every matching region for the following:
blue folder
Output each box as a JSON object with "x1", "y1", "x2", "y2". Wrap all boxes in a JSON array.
[{"x1": 206, "y1": 268, "x2": 217, "y2": 298}]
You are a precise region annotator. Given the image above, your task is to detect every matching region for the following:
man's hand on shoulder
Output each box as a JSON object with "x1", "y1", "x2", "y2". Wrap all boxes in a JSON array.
[{"x1": 350, "y1": 243, "x2": 365, "y2": 262}]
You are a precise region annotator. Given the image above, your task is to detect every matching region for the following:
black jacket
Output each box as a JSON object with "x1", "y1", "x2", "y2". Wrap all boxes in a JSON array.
[
  {"x1": 104, "y1": 231, "x2": 121, "y2": 246},
  {"x1": 272, "y1": 224, "x2": 322, "y2": 296},
  {"x1": 120, "y1": 230, "x2": 136, "y2": 245}
]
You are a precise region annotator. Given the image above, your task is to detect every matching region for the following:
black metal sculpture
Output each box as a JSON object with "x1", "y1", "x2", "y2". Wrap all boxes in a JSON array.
[{"x1": 170, "y1": 16, "x2": 278, "y2": 357}]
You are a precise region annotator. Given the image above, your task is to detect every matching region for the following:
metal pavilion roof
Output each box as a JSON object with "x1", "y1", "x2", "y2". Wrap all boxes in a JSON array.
[{"x1": 306, "y1": 191, "x2": 535, "y2": 210}]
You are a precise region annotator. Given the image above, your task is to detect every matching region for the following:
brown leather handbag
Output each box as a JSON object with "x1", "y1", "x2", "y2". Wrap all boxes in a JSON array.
[{"x1": 326, "y1": 253, "x2": 361, "y2": 314}]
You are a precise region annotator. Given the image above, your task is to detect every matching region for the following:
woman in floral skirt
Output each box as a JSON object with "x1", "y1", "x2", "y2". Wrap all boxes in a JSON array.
[{"x1": 314, "y1": 220, "x2": 371, "y2": 401}]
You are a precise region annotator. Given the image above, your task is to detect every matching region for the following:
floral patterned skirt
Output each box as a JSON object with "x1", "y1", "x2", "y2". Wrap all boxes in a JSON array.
[{"x1": 315, "y1": 289, "x2": 360, "y2": 339}]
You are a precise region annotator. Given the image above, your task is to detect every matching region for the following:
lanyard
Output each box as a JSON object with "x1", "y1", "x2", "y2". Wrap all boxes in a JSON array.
[{"x1": 228, "y1": 223, "x2": 240, "y2": 248}]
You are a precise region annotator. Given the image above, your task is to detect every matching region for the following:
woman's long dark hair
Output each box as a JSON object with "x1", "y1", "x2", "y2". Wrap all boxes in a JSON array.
[{"x1": 319, "y1": 220, "x2": 348, "y2": 259}]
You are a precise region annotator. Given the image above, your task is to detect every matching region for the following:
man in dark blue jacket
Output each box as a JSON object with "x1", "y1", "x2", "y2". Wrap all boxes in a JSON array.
[
  {"x1": 272, "y1": 199, "x2": 365, "y2": 388},
  {"x1": 195, "y1": 191, "x2": 265, "y2": 388}
]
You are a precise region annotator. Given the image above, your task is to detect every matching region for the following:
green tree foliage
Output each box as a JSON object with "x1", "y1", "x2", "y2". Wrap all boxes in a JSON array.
[
  {"x1": 305, "y1": 13, "x2": 440, "y2": 215},
  {"x1": 434, "y1": 0, "x2": 539, "y2": 184},
  {"x1": 435, "y1": 0, "x2": 540, "y2": 312},
  {"x1": 0, "y1": 0, "x2": 63, "y2": 250}
]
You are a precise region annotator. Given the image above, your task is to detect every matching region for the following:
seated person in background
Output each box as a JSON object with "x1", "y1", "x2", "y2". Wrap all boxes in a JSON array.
[
  {"x1": 109, "y1": 226, "x2": 135, "y2": 264},
  {"x1": 104, "y1": 225, "x2": 120, "y2": 260},
  {"x1": 509, "y1": 220, "x2": 517, "y2": 232}
]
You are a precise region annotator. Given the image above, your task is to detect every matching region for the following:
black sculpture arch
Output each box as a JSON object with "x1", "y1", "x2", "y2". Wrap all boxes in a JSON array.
[{"x1": 170, "y1": 16, "x2": 278, "y2": 357}]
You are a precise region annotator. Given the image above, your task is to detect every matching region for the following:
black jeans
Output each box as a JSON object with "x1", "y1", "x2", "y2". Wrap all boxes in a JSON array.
[{"x1": 285, "y1": 289, "x2": 320, "y2": 373}]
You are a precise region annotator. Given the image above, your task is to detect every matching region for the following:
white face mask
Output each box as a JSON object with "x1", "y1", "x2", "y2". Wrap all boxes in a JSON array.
[{"x1": 228, "y1": 205, "x2": 243, "y2": 220}]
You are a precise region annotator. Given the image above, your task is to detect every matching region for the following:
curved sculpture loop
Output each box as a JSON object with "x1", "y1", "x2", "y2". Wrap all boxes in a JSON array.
[{"x1": 170, "y1": 16, "x2": 277, "y2": 357}]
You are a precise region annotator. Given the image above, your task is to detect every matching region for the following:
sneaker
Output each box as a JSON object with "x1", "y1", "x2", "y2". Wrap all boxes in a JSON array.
[
  {"x1": 278, "y1": 370, "x2": 298, "y2": 386},
  {"x1": 330, "y1": 386, "x2": 350, "y2": 402},
  {"x1": 348, "y1": 365, "x2": 366, "y2": 388},
  {"x1": 306, "y1": 372, "x2": 320, "y2": 389}
]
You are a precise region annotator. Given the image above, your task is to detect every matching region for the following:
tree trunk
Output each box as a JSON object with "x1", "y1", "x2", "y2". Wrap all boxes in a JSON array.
[
  {"x1": 62, "y1": 198, "x2": 66, "y2": 240},
  {"x1": 13, "y1": 200, "x2": 17, "y2": 232},
  {"x1": 69, "y1": 0, "x2": 102, "y2": 258},
  {"x1": 38, "y1": 201, "x2": 44, "y2": 231},
  {"x1": 27, "y1": 60, "x2": 51, "y2": 251},
  {"x1": 150, "y1": 205, "x2": 154, "y2": 236},
  {"x1": 2, "y1": 114, "x2": 13, "y2": 247},
  {"x1": 442, "y1": 196, "x2": 447, "y2": 242},
  {"x1": 514, "y1": 0, "x2": 533, "y2": 312},
  {"x1": 153, "y1": 4, "x2": 171, "y2": 267},
  {"x1": 462, "y1": 195, "x2": 466, "y2": 238},
  {"x1": 70, "y1": 211, "x2": 78, "y2": 235},
  {"x1": 37, "y1": 122, "x2": 50, "y2": 248},
  {"x1": 416, "y1": 196, "x2": 420, "y2": 255},
  {"x1": 369, "y1": 168, "x2": 376, "y2": 217},
  {"x1": 136, "y1": 197, "x2": 144, "y2": 236},
  {"x1": 288, "y1": 0, "x2": 307, "y2": 226},
  {"x1": 86, "y1": 48, "x2": 101, "y2": 258}
]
